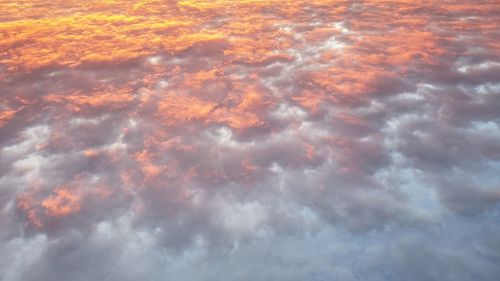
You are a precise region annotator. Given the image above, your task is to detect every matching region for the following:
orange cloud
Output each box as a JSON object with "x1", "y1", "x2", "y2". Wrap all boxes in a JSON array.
[
  {"x1": 44, "y1": 86, "x2": 134, "y2": 113},
  {"x1": 0, "y1": 109, "x2": 17, "y2": 128},
  {"x1": 41, "y1": 187, "x2": 82, "y2": 217},
  {"x1": 17, "y1": 192, "x2": 43, "y2": 228}
]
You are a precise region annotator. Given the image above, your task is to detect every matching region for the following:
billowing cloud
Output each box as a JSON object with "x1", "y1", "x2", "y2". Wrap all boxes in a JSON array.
[{"x1": 1, "y1": 1, "x2": 500, "y2": 280}]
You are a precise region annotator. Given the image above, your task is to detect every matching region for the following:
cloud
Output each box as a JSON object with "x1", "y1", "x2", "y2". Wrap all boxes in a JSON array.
[{"x1": 1, "y1": 0, "x2": 500, "y2": 280}]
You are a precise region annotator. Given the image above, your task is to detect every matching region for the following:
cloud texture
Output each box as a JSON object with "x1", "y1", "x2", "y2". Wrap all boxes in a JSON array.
[{"x1": 1, "y1": 1, "x2": 500, "y2": 280}]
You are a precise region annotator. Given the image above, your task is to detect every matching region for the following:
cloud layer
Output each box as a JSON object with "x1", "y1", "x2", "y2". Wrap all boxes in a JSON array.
[{"x1": 1, "y1": 1, "x2": 500, "y2": 280}]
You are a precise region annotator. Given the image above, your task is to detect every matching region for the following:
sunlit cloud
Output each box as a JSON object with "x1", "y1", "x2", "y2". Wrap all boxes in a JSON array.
[{"x1": 1, "y1": 1, "x2": 500, "y2": 280}]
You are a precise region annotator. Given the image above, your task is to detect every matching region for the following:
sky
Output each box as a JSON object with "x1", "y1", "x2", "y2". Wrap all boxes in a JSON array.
[{"x1": 1, "y1": 1, "x2": 500, "y2": 280}]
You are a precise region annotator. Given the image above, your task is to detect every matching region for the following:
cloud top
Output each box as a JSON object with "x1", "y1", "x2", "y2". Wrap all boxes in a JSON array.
[{"x1": 1, "y1": 1, "x2": 500, "y2": 280}]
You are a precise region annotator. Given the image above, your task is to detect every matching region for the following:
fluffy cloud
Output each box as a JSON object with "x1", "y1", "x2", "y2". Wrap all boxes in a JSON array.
[{"x1": 1, "y1": 1, "x2": 500, "y2": 280}]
